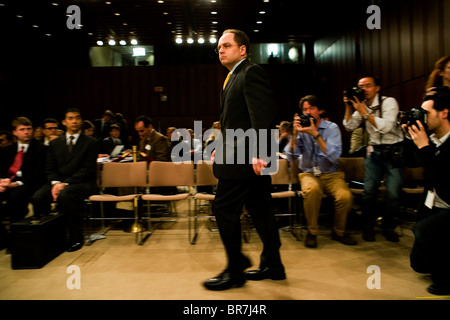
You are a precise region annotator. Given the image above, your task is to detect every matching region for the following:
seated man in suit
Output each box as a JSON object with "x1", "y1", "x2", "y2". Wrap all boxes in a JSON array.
[
  {"x1": 0, "y1": 117, "x2": 47, "y2": 250},
  {"x1": 31, "y1": 108, "x2": 99, "y2": 252},
  {"x1": 101, "y1": 123, "x2": 122, "y2": 156},
  {"x1": 134, "y1": 115, "x2": 170, "y2": 161}
]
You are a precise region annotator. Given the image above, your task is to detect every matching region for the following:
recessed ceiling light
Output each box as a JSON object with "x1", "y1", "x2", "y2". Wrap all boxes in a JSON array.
[
  {"x1": 108, "y1": 39, "x2": 116, "y2": 45},
  {"x1": 256, "y1": 21, "x2": 263, "y2": 24},
  {"x1": 105, "y1": 2, "x2": 112, "y2": 4},
  {"x1": 114, "y1": 13, "x2": 120, "y2": 16},
  {"x1": 119, "y1": 40, "x2": 126, "y2": 45},
  {"x1": 187, "y1": 38, "x2": 194, "y2": 44},
  {"x1": 97, "y1": 40, "x2": 104, "y2": 46},
  {"x1": 157, "y1": 1, "x2": 164, "y2": 3},
  {"x1": 211, "y1": 11, "x2": 217, "y2": 15},
  {"x1": 130, "y1": 39, "x2": 138, "y2": 45},
  {"x1": 198, "y1": 37, "x2": 205, "y2": 44},
  {"x1": 259, "y1": 11, "x2": 266, "y2": 14}
]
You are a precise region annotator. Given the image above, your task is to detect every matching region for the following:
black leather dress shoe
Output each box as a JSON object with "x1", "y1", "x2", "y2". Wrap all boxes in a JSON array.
[
  {"x1": 203, "y1": 271, "x2": 246, "y2": 291},
  {"x1": 67, "y1": 242, "x2": 83, "y2": 252},
  {"x1": 245, "y1": 267, "x2": 286, "y2": 281},
  {"x1": 427, "y1": 283, "x2": 450, "y2": 296}
]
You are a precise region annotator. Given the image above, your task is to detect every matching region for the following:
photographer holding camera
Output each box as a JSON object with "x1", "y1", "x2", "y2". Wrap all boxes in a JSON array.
[
  {"x1": 402, "y1": 87, "x2": 450, "y2": 295},
  {"x1": 286, "y1": 95, "x2": 356, "y2": 248},
  {"x1": 343, "y1": 75, "x2": 404, "y2": 242}
]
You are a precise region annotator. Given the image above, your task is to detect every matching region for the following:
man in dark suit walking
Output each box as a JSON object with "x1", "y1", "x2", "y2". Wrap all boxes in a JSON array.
[
  {"x1": 31, "y1": 108, "x2": 99, "y2": 252},
  {"x1": 0, "y1": 117, "x2": 47, "y2": 249},
  {"x1": 203, "y1": 29, "x2": 285, "y2": 291}
]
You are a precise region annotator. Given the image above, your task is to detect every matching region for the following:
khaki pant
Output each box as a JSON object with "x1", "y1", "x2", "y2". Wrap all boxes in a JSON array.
[{"x1": 299, "y1": 171, "x2": 353, "y2": 237}]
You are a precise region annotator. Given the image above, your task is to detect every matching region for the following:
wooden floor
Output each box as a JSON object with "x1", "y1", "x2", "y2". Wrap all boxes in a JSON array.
[{"x1": 0, "y1": 200, "x2": 448, "y2": 304}]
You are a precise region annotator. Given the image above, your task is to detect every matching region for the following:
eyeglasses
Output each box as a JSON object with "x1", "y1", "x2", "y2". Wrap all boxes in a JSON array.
[
  {"x1": 215, "y1": 43, "x2": 242, "y2": 54},
  {"x1": 45, "y1": 127, "x2": 58, "y2": 130},
  {"x1": 358, "y1": 84, "x2": 375, "y2": 89}
]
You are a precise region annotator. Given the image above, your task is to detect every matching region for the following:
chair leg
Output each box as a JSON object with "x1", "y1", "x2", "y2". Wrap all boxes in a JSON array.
[{"x1": 138, "y1": 198, "x2": 152, "y2": 246}]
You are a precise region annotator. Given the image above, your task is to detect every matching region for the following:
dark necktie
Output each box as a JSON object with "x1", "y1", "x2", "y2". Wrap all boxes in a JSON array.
[
  {"x1": 68, "y1": 135, "x2": 75, "y2": 154},
  {"x1": 8, "y1": 145, "x2": 25, "y2": 179}
]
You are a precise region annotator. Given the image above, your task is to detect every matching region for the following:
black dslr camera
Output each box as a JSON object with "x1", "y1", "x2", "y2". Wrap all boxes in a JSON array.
[
  {"x1": 397, "y1": 108, "x2": 428, "y2": 130},
  {"x1": 343, "y1": 87, "x2": 366, "y2": 104},
  {"x1": 299, "y1": 114, "x2": 316, "y2": 127}
]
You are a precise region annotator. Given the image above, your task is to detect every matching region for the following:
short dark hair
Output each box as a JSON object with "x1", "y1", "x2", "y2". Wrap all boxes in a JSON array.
[
  {"x1": 223, "y1": 29, "x2": 250, "y2": 53},
  {"x1": 135, "y1": 115, "x2": 153, "y2": 127},
  {"x1": 109, "y1": 124, "x2": 120, "y2": 131},
  {"x1": 64, "y1": 107, "x2": 81, "y2": 118},
  {"x1": 11, "y1": 116, "x2": 32, "y2": 130},
  {"x1": 360, "y1": 74, "x2": 381, "y2": 87},
  {"x1": 424, "y1": 86, "x2": 450, "y2": 114},
  {"x1": 42, "y1": 118, "x2": 59, "y2": 128},
  {"x1": 299, "y1": 95, "x2": 322, "y2": 111}
]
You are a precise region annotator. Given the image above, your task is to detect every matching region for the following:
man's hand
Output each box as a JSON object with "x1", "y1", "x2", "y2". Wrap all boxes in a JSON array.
[
  {"x1": 252, "y1": 157, "x2": 268, "y2": 175},
  {"x1": 293, "y1": 114, "x2": 319, "y2": 137},
  {"x1": 51, "y1": 182, "x2": 67, "y2": 201},
  {"x1": 404, "y1": 120, "x2": 430, "y2": 149}
]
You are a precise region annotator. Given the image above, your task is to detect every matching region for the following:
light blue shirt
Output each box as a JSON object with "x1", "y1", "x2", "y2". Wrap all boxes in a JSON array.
[{"x1": 284, "y1": 119, "x2": 342, "y2": 174}]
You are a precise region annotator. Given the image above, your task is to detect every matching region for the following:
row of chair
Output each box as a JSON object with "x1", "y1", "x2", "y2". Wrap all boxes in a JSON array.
[{"x1": 86, "y1": 157, "x2": 424, "y2": 246}]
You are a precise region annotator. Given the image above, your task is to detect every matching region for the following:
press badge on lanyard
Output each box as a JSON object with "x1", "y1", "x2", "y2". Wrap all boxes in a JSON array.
[{"x1": 313, "y1": 166, "x2": 321, "y2": 177}]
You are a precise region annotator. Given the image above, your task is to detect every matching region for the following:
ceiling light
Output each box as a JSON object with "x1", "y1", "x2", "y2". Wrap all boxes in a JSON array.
[
  {"x1": 211, "y1": 11, "x2": 217, "y2": 15},
  {"x1": 105, "y1": 2, "x2": 112, "y2": 4},
  {"x1": 51, "y1": 3, "x2": 59, "y2": 6},
  {"x1": 130, "y1": 39, "x2": 138, "y2": 45},
  {"x1": 212, "y1": 21, "x2": 218, "y2": 24},
  {"x1": 97, "y1": 40, "x2": 104, "y2": 46},
  {"x1": 119, "y1": 40, "x2": 126, "y2": 45},
  {"x1": 108, "y1": 39, "x2": 116, "y2": 45},
  {"x1": 257, "y1": 21, "x2": 263, "y2": 24},
  {"x1": 259, "y1": 11, "x2": 266, "y2": 14},
  {"x1": 157, "y1": 1, "x2": 164, "y2": 3},
  {"x1": 176, "y1": 38, "x2": 183, "y2": 44},
  {"x1": 209, "y1": 37, "x2": 217, "y2": 44},
  {"x1": 114, "y1": 13, "x2": 120, "y2": 16},
  {"x1": 32, "y1": 25, "x2": 39, "y2": 28},
  {"x1": 187, "y1": 38, "x2": 194, "y2": 44},
  {"x1": 198, "y1": 37, "x2": 205, "y2": 44}
]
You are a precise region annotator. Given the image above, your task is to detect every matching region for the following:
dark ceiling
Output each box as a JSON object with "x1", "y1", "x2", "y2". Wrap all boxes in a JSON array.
[{"x1": 0, "y1": 0, "x2": 368, "y2": 47}]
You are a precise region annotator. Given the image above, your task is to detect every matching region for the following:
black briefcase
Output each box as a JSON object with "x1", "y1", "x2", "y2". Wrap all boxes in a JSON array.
[{"x1": 10, "y1": 213, "x2": 67, "y2": 269}]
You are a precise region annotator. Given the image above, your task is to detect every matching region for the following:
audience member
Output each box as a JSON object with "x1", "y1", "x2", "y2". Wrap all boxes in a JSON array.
[
  {"x1": 134, "y1": 115, "x2": 170, "y2": 161},
  {"x1": 94, "y1": 109, "x2": 114, "y2": 140},
  {"x1": 41, "y1": 118, "x2": 60, "y2": 146},
  {"x1": 82, "y1": 120, "x2": 96, "y2": 138},
  {"x1": 101, "y1": 124, "x2": 122, "y2": 155},
  {"x1": 31, "y1": 108, "x2": 99, "y2": 252},
  {"x1": 343, "y1": 75, "x2": 404, "y2": 242},
  {"x1": 0, "y1": 117, "x2": 47, "y2": 219},
  {"x1": 402, "y1": 87, "x2": 450, "y2": 295},
  {"x1": 0, "y1": 131, "x2": 14, "y2": 148},
  {"x1": 425, "y1": 55, "x2": 450, "y2": 93},
  {"x1": 0, "y1": 117, "x2": 47, "y2": 250},
  {"x1": 277, "y1": 121, "x2": 292, "y2": 155},
  {"x1": 33, "y1": 126, "x2": 44, "y2": 141},
  {"x1": 286, "y1": 95, "x2": 356, "y2": 248},
  {"x1": 114, "y1": 112, "x2": 131, "y2": 148}
]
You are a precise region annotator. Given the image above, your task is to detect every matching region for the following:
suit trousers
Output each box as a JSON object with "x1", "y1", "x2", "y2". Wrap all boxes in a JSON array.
[
  {"x1": 212, "y1": 175, "x2": 283, "y2": 273},
  {"x1": 299, "y1": 171, "x2": 353, "y2": 236},
  {"x1": 31, "y1": 183, "x2": 95, "y2": 244}
]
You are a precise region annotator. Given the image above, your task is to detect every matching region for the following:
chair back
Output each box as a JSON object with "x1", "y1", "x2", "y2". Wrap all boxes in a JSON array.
[
  {"x1": 101, "y1": 161, "x2": 148, "y2": 188},
  {"x1": 195, "y1": 161, "x2": 218, "y2": 186},
  {"x1": 148, "y1": 161, "x2": 195, "y2": 187},
  {"x1": 270, "y1": 159, "x2": 291, "y2": 185},
  {"x1": 338, "y1": 157, "x2": 365, "y2": 182}
]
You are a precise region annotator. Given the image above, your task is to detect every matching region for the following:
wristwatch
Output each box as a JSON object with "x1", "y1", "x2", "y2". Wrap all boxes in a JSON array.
[
  {"x1": 313, "y1": 133, "x2": 321, "y2": 140},
  {"x1": 362, "y1": 113, "x2": 370, "y2": 120}
]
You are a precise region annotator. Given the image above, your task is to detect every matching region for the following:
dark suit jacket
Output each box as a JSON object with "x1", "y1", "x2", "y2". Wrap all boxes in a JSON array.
[
  {"x1": 0, "y1": 139, "x2": 47, "y2": 189},
  {"x1": 213, "y1": 59, "x2": 276, "y2": 179},
  {"x1": 46, "y1": 133, "x2": 99, "y2": 185},
  {"x1": 138, "y1": 129, "x2": 170, "y2": 161},
  {"x1": 403, "y1": 136, "x2": 450, "y2": 206},
  {"x1": 101, "y1": 136, "x2": 122, "y2": 155}
]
